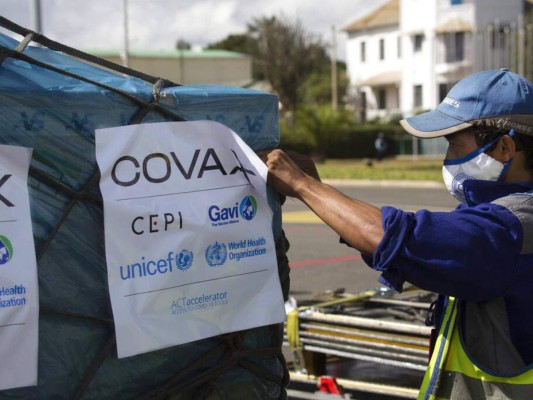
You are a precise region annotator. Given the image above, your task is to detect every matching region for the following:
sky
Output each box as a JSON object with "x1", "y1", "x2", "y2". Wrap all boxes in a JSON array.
[{"x1": 0, "y1": 0, "x2": 389, "y2": 61}]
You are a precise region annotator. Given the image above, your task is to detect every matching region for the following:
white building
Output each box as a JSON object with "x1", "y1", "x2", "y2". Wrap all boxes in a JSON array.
[{"x1": 344, "y1": 0, "x2": 528, "y2": 124}]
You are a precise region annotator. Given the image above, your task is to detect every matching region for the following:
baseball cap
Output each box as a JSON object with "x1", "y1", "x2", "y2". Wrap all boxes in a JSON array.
[{"x1": 400, "y1": 69, "x2": 533, "y2": 138}]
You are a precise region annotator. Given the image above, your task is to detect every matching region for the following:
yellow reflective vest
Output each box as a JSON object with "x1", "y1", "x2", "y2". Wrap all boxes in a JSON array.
[{"x1": 418, "y1": 297, "x2": 533, "y2": 400}]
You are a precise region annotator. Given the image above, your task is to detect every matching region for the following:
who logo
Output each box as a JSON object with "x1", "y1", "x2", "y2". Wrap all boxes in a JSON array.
[
  {"x1": 0, "y1": 235, "x2": 13, "y2": 265},
  {"x1": 205, "y1": 241, "x2": 227, "y2": 267},
  {"x1": 239, "y1": 195, "x2": 257, "y2": 221}
]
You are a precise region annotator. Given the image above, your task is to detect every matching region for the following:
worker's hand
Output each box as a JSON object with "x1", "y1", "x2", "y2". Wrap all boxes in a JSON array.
[
  {"x1": 284, "y1": 149, "x2": 321, "y2": 182},
  {"x1": 261, "y1": 149, "x2": 319, "y2": 198}
]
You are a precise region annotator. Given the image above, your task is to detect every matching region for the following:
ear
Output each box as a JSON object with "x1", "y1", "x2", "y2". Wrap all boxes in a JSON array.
[{"x1": 491, "y1": 135, "x2": 516, "y2": 162}]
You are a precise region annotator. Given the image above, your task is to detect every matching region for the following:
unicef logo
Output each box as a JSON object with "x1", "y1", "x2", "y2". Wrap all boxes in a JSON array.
[
  {"x1": 0, "y1": 235, "x2": 13, "y2": 265},
  {"x1": 239, "y1": 195, "x2": 257, "y2": 221},
  {"x1": 205, "y1": 241, "x2": 227, "y2": 267},
  {"x1": 177, "y1": 249, "x2": 193, "y2": 271}
]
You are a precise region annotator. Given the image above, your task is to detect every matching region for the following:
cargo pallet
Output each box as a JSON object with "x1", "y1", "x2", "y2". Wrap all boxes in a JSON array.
[{"x1": 283, "y1": 287, "x2": 436, "y2": 399}]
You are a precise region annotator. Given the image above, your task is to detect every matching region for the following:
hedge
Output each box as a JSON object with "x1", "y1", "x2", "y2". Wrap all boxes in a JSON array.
[{"x1": 280, "y1": 116, "x2": 413, "y2": 159}]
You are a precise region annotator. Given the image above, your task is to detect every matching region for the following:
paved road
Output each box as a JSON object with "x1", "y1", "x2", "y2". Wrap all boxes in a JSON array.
[{"x1": 281, "y1": 181, "x2": 459, "y2": 304}]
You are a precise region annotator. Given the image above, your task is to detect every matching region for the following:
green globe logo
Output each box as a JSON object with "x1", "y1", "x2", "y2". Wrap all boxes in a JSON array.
[{"x1": 0, "y1": 235, "x2": 13, "y2": 265}]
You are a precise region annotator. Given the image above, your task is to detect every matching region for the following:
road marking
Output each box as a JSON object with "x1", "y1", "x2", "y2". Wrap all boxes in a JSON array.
[{"x1": 290, "y1": 255, "x2": 361, "y2": 268}]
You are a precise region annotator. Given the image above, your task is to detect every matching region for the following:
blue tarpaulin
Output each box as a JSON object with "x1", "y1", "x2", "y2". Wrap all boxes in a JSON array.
[{"x1": 0, "y1": 22, "x2": 289, "y2": 400}]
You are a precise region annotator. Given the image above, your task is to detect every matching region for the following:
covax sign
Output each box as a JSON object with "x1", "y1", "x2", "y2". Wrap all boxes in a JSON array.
[{"x1": 96, "y1": 120, "x2": 285, "y2": 358}]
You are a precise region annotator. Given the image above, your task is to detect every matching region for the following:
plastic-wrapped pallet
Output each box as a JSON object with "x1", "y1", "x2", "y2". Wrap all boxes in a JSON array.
[{"x1": 0, "y1": 17, "x2": 290, "y2": 400}]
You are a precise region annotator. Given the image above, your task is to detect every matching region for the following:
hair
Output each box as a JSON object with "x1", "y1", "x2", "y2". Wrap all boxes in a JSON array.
[{"x1": 472, "y1": 123, "x2": 533, "y2": 171}]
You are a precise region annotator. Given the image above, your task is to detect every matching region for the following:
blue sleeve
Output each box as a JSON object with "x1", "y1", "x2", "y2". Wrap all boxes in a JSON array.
[{"x1": 365, "y1": 203, "x2": 523, "y2": 301}]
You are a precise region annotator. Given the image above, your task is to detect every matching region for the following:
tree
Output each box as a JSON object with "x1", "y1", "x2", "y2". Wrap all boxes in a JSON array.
[
  {"x1": 206, "y1": 33, "x2": 254, "y2": 54},
  {"x1": 247, "y1": 15, "x2": 329, "y2": 113},
  {"x1": 206, "y1": 15, "x2": 335, "y2": 113},
  {"x1": 303, "y1": 61, "x2": 349, "y2": 106},
  {"x1": 175, "y1": 39, "x2": 191, "y2": 50}
]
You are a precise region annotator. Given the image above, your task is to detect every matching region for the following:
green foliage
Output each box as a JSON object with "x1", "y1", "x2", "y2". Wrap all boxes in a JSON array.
[
  {"x1": 206, "y1": 14, "x2": 340, "y2": 113},
  {"x1": 302, "y1": 63, "x2": 349, "y2": 106},
  {"x1": 279, "y1": 106, "x2": 352, "y2": 156},
  {"x1": 206, "y1": 33, "x2": 253, "y2": 53},
  {"x1": 323, "y1": 125, "x2": 404, "y2": 159},
  {"x1": 279, "y1": 109, "x2": 411, "y2": 160},
  {"x1": 279, "y1": 114, "x2": 316, "y2": 155},
  {"x1": 294, "y1": 106, "x2": 355, "y2": 152}
]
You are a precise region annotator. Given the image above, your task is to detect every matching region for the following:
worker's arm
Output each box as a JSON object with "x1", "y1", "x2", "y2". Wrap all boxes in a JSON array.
[{"x1": 265, "y1": 149, "x2": 383, "y2": 255}]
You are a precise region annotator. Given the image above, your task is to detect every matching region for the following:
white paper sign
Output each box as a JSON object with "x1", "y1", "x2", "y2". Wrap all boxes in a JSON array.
[
  {"x1": 96, "y1": 120, "x2": 286, "y2": 358},
  {"x1": 0, "y1": 145, "x2": 39, "y2": 390}
]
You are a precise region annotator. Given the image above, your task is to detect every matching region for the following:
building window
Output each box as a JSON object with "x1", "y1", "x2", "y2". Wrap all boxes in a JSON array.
[
  {"x1": 397, "y1": 35, "x2": 401, "y2": 58},
  {"x1": 414, "y1": 34, "x2": 424, "y2": 52},
  {"x1": 360, "y1": 92, "x2": 367, "y2": 122},
  {"x1": 444, "y1": 32, "x2": 465, "y2": 62},
  {"x1": 379, "y1": 38, "x2": 385, "y2": 60},
  {"x1": 451, "y1": 0, "x2": 462, "y2": 5},
  {"x1": 361, "y1": 41, "x2": 366, "y2": 62},
  {"x1": 378, "y1": 89, "x2": 387, "y2": 109},
  {"x1": 439, "y1": 84, "x2": 448, "y2": 102},
  {"x1": 490, "y1": 25, "x2": 509, "y2": 50},
  {"x1": 414, "y1": 85, "x2": 423, "y2": 108},
  {"x1": 439, "y1": 82, "x2": 457, "y2": 102}
]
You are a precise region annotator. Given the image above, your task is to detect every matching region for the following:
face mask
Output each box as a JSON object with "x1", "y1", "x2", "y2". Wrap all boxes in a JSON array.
[{"x1": 442, "y1": 132, "x2": 513, "y2": 203}]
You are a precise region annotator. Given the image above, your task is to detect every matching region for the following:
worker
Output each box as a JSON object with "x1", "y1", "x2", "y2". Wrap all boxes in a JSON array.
[
  {"x1": 265, "y1": 69, "x2": 533, "y2": 399},
  {"x1": 374, "y1": 131, "x2": 387, "y2": 161}
]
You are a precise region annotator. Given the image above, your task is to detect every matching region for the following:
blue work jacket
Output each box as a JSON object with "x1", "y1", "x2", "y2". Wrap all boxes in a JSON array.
[{"x1": 363, "y1": 180, "x2": 533, "y2": 365}]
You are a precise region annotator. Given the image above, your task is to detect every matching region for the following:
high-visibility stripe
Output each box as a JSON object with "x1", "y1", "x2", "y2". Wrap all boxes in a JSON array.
[
  {"x1": 445, "y1": 326, "x2": 533, "y2": 383},
  {"x1": 418, "y1": 297, "x2": 458, "y2": 400},
  {"x1": 438, "y1": 370, "x2": 533, "y2": 399},
  {"x1": 419, "y1": 297, "x2": 533, "y2": 399}
]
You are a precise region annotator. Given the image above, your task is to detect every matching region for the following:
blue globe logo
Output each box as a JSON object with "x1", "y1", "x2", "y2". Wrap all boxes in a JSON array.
[
  {"x1": 239, "y1": 195, "x2": 257, "y2": 221},
  {"x1": 0, "y1": 235, "x2": 13, "y2": 265},
  {"x1": 177, "y1": 249, "x2": 193, "y2": 271}
]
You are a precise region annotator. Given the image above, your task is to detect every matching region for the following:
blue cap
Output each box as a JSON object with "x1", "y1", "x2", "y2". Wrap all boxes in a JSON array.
[{"x1": 400, "y1": 69, "x2": 533, "y2": 138}]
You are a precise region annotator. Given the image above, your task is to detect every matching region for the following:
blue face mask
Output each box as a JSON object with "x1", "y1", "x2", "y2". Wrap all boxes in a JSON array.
[{"x1": 442, "y1": 130, "x2": 514, "y2": 203}]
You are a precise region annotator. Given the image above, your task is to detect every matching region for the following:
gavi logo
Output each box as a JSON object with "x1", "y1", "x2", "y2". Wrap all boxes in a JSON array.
[
  {"x1": 208, "y1": 195, "x2": 257, "y2": 227},
  {"x1": 0, "y1": 235, "x2": 13, "y2": 265},
  {"x1": 239, "y1": 195, "x2": 257, "y2": 220}
]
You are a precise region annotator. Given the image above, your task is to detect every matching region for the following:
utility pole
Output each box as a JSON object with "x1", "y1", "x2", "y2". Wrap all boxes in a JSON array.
[
  {"x1": 30, "y1": 0, "x2": 42, "y2": 33},
  {"x1": 331, "y1": 25, "x2": 338, "y2": 112},
  {"x1": 518, "y1": 14, "x2": 525, "y2": 77},
  {"x1": 176, "y1": 40, "x2": 189, "y2": 84},
  {"x1": 122, "y1": 0, "x2": 130, "y2": 68}
]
